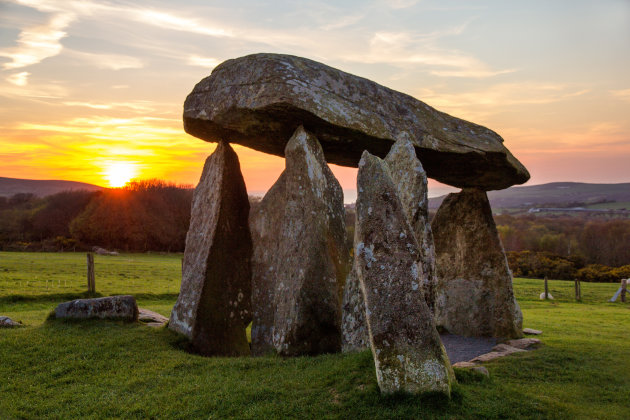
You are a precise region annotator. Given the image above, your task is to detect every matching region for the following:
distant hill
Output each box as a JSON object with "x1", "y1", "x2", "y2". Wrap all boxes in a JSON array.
[
  {"x1": 428, "y1": 182, "x2": 630, "y2": 210},
  {"x1": 0, "y1": 177, "x2": 104, "y2": 197}
]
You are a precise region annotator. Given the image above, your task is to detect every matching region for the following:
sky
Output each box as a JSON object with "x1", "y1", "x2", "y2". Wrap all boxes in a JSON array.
[{"x1": 0, "y1": 0, "x2": 629, "y2": 199}]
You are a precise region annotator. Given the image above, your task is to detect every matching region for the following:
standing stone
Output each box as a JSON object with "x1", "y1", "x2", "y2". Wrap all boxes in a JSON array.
[
  {"x1": 385, "y1": 137, "x2": 438, "y2": 312},
  {"x1": 169, "y1": 142, "x2": 252, "y2": 357},
  {"x1": 250, "y1": 126, "x2": 350, "y2": 356},
  {"x1": 354, "y1": 151, "x2": 454, "y2": 395},
  {"x1": 341, "y1": 138, "x2": 438, "y2": 352},
  {"x1": 431, "y1": 188, "x2": 523, "y2": 340},
  {"x1": 341, "y1": 260, "x2": 369, "y2": 352}
]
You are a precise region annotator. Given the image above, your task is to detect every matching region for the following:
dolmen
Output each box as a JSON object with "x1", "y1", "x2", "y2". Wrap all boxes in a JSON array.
[{"x1": 172, "y1": 53, "x2": 529, "y2": 395}]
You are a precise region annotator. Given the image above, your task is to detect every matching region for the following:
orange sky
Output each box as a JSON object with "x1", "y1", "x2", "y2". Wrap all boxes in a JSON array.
[{"x1": 1, "y1": 1, "x2": 629, "y2": 199}]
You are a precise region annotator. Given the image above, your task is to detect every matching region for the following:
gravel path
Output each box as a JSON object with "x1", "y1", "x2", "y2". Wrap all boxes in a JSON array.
[{"x1": 440, "y1": 333, "x2": 496, "y2": 364}]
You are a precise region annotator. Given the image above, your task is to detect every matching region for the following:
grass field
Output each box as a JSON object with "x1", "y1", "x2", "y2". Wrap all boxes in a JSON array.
[{"x1": 1, "y1": 252, "x2": 629, "y2": 419}]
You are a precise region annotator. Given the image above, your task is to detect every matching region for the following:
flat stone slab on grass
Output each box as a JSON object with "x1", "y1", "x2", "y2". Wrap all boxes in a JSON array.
[
  {"x1": 138, "y1": 308, "x2": 169, "y2": 326},
  {"x1": 0, "y1": 316, "x2": 23, "y2": 328},
  {"x1": 523, "y1": 328, "x2": 543, "y2": 335},
  {"x1": 54, "y1": 295, "x2": 138, "y2": 322},
  {"x1": 184, "y1": 53, "x2": 529, "y2": 190},
  {"x1": 505, "y1": 338, "x2": 542, "y2": 350},
  {"x1": 440, "y1": 333, "x2": 496, "y2": 364}
]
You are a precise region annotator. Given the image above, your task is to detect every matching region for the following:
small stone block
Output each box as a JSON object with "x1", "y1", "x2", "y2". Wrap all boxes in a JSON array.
[
  {"x1": 504, "y1": 338, "x2": 541, "y2": 350},
  {"x1": 452, "y1": 361, "x2": 477, "y2": 368},
  {"x1": 491, "y1": 343, "x2": 526, "y2": 354},
  {"x1": 523, "y1": 328, "x2": 542, "y2": 335},
  {"x1": 0, "y1": 316, "x2": 23, "y2": 328}
]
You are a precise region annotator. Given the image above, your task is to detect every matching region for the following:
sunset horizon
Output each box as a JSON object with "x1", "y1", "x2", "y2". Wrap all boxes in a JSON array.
[{"x1": 1, "y1": 0, "x2": 629, "y2": 195}]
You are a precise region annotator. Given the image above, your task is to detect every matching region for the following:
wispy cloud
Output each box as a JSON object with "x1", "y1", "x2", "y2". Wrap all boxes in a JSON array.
[
  {"x1": 65, "y1": 50, "x2": 144, "y2": 70},
  {"x1": 343, "y1": 29, "x2": 513, "y2": 78},
  {"x1": 6, "y1": 72, "x2": 30, "y2": 86},
  {"x1": 321, "y1": 13, "x2": 366, "y2": 30},
  {"x1": 610, "y1": 88, "x2": 630, "y2": 102},
  {"x1": 16, "y1": 116, "x2": 182, "y2": 141},
  {"x1": 383, "y1": 0, "x2": 420, "y2": 10},
  {"x1": 187, "y1": 55, "x2": 220, "y2": 68},
  {"x1": 0, "y1": 12, "x2": 75, "y2": 69},
  {"x1": 61, "y1": 101, "x2": 156, "y2": 112},
  {"x1": 418, "y1": 83, "x2": 590, "y2": 109},
  {"x1": 126, "y1": 9, "x2": 233, "y2": 38}
]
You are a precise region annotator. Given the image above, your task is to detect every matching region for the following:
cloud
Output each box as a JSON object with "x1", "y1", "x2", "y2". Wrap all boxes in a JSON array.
[
  {"x1": 0, "y1": 12, "x2": 75, "y2": 69},
  {"x1": 187, "y1": 55, "x2": 220, "y2": 68},
  {"x1": 321, "y1": 13, "x2": 366, "y2": 30},
  {"x1": 610, "y1": 88, "x2": 630, "y2": 102},
  {"x1": 383, "y1": 0, "x2": 420, "y2": 9},
  {"x1": 6, "y1": 72, "x2": 30, "y2": 86},
  {"x1": 65, "y1": 50, "x2": 144, "y2": 70},
  {"x1": 61, "y1": 101, "x2": 155, "y2": 112},
  {"x1": 126, "y1": 9, "x2": 233, "y2": 38},
  {"x1": 0, "y1": 79, "x2": 68, "y2": 99},
  {"x1": 342, "y1": 29, "x2": 513, "y2": 79},
  {"x1": 418, "y1": 83, "x2": 590, "y2": 109},
  {"x1": 16, "y1": 116, "x2": 183, "y2": 141}
]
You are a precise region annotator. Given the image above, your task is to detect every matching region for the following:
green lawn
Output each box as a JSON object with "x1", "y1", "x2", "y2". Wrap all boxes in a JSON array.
[{"x1": 1, "y1": 252, "x2": 629, "y2": 419}]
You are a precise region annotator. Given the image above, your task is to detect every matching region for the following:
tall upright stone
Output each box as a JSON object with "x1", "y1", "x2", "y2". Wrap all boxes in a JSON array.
[
  {"x1": 169, "y1": 142, "x2": 252, "y2": 357},
  {"x1": 342, "y1": 138, "x2": 438, "y2": 352},
  {"x1": 355, "y1": 151, "x2": 454, "y2": 395},
  {"x1": 385, "y1": 138, "x2": 438, "y2": 312},
  {"x1": 250, "y1": 126, "x2": 350, "y2": 356},
  {"x1": 431, "y1": 188, "x2": 523, "y2": 339}
]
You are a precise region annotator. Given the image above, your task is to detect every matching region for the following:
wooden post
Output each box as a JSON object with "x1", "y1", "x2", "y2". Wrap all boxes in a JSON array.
[
  {"x1": 544, "y1": 276, "x2": 549, "y2": 300},
  {"x1": 574, "y1": 278, "x2": 582, "y2": 301},
  {"x1": 87, "y1": 253, "x2": 95, "y2": 294},
  {"x1": 577, "y1": 279, "x2": 581, "y2": 301},
  {"x1": 621, "y1": 279, "x2": 627, "y2": 303}
]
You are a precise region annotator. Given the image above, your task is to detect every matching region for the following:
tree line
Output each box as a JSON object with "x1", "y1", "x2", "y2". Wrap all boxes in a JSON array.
[
  {"x1": 0, "y1": 180, "x2": 193, "y2": 252},
  {"x1": 495, "y1": 214, "x2": 630, "y2": 282},
  {"x1": 2, "y1": 184, "x2": 629, "y2": 281}
]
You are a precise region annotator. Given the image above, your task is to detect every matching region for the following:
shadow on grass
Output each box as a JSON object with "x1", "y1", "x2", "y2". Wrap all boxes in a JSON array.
[{"x1": 0, "y1": 292, "x2": 179, "y2": 305}]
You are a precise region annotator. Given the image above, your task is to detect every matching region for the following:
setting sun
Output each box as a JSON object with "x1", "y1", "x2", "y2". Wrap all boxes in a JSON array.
[{"x1": 105, "y1": 162, "x2": 137, "y2": 188}]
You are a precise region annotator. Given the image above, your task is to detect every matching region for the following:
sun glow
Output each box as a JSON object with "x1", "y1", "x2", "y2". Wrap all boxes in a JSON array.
[{"x1": 105, "y1": 162, "x2": 137, "y2": 187}]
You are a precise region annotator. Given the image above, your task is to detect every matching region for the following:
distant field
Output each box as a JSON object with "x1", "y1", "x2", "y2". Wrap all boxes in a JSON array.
[
  {"x1": 0, "y1": 176, "x2": 103, "y2": 197},
  {"x1": 429, "y1": 182, "x2": 630, "y2": 211},
  {"x1": 1, "y1": 252, "x2": 629, "y2": 419},
  {"x1": 584, "y1": 201, "x2": 630, "y2": 210}
]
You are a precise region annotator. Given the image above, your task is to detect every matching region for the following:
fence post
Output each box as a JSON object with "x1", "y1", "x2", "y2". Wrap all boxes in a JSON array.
[
  {"x1": 621, "y1": 279, "x2": 627, "y2": 303},
  {"x1": 574, "y1": 278, "x2": 582, "y2": 301},
  {"x1": 87, "y1": 252, "x2": 95, "y2": 294},
  {"x1": 544, "y1": 276, "x2": 549, "y2": 300}
]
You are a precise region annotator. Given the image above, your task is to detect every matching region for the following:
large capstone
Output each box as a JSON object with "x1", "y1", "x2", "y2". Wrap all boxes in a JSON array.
[
  {"x1": 250, "y1": 126, "x2": 350, "y2": 356},
  {"x1": 184, "y1": 53, "x2": 529, "y2": 190},
  {"x1": 169, "y1": 142, "x2": 252, "y2": 357},
  {"x1": 385, "y1": 138, "x2": 438, "y2": 312},
  {"x1": 431, "y1": 188, "x2": 523, "y2": 339},
  {"x1": 355, "y1": 151, "x2": 454, "y2": 395},
  {"x1": 54, "y1": 295, "x2": 138, "y2": 321}
]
